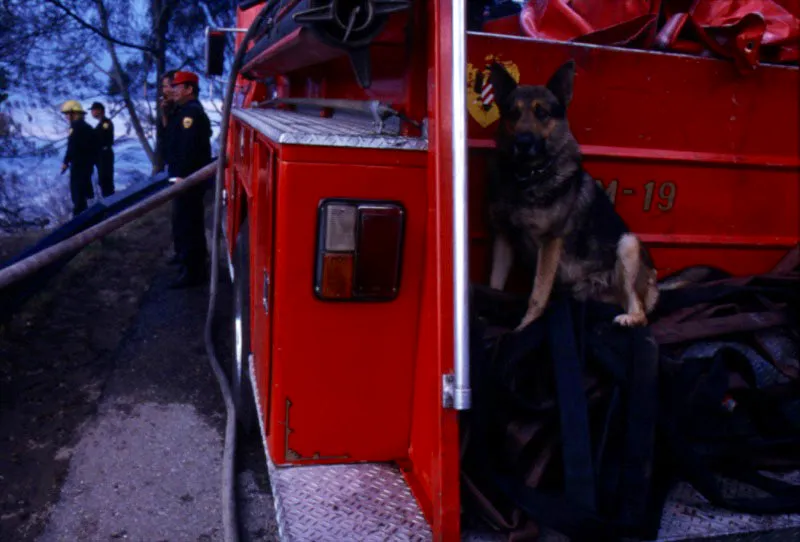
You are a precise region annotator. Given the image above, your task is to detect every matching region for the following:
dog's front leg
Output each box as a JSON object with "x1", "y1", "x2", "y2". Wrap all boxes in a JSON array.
[
  {"x1": 516, "y1": 237, "x2": 563, "y2": 331},
  {"x1": 489, "y1": 234, "x2": 514, "y2": 291}
]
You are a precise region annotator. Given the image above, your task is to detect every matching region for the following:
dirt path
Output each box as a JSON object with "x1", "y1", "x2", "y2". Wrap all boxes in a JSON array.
[{"x1": 0, "y1": 208, "x2": 276, "y2": 541}]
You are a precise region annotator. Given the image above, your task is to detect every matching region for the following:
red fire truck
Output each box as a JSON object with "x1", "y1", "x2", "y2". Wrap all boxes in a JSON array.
[{"x1": 209, "y1": 1, "x2": 799, "y2": 540}]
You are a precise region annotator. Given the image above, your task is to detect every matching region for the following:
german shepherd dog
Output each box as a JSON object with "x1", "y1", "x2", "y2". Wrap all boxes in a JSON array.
[{"x1": 486, "y1": 60, "x2": 659, "y2": 331}]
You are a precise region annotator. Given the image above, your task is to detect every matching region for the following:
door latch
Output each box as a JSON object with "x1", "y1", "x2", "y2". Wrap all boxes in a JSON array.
[{"x1": 262, "y1": 270, "x2": 270, "y2": 315}]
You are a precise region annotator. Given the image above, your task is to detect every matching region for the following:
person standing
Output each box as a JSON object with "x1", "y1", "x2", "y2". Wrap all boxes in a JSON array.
[
  {"x1": 158, "y1": 69, "x2": 178, "y2": 172},
  {"x1": 60, "y1": 100, "x2": 95, "y2": 216},
  {"x1": 90, "y1": 102, "x2": 115, "y2": 197},
  {"x1": 158, "y1": 70, "x2": 183, "y2": 265},
  {"x1": 166, "y1": 70, "x2": 213, "y2": 289}
]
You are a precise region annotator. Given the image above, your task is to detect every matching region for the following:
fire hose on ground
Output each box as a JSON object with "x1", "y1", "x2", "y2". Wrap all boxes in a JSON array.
[
  {"x1": 0, "y1": 158, "x2": 244, "y2": 539},
  {"x1": 0, "y1": 2, "x2": 277, "y2": 540},
  {"x1": 1, "y1": 2, "x2": 319, "y2": 541},
  {"x1": 0, "y1": 162, "x2": 217, "y2": 290},
  {"x1": 205, "y1": 3, "x2": 276, "y2": 542},
  {"x1": 0, "y1": 160, "x2": 242, "y2": 540}
]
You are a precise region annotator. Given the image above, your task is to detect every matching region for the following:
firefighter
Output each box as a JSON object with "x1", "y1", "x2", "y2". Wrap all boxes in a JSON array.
[
  {"x1": 165, "y1": 70, "x2": 213, "y2": 289},
  {"x1": 158, "y1": 70, "x2": 179, "y2": 171},
  {"x1": 90, "y1": 102, "x2": 115, "y2": 197},
  {"x1": 159, "y1": 71, "x2": 183, "y2": 266},
  {"x1": 60, "y1": 100, "x2": 95, "y2": 216},
  {"x1": 159, "y1": 70, "x2": 178, "y2": 131}
]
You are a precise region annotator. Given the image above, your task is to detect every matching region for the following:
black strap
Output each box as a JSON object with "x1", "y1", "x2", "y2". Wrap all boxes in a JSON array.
[
  {"x1": 617, "y1": 329, "x2": 659, "y2": 525},
  {"x1": 723, "y1": 467, "x2": 800, "y2": 500},
  {"x1": 547, "y1": 299, "x2": 597, "y2": 512},
  {"x1": 492, "y1": 475, "x2": 625, "y2": 541},
  {"x1": 667, "y1": 430, "x2": 800, "y2": 514},
  {"x1": 465, "y1": 299, "x2": 669, "y2": 540},
  {"x1": 653, "y1": 281, "x2": 798, "y2": 319},
  {"x1": 661, "y1": 362, "x2": 800, "y2": 515},
  {"x1": 589, "y1": 324, "x2": 660, "y2": 528}
]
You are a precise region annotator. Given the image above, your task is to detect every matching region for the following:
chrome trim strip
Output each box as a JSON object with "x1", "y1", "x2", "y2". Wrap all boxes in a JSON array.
[{"x1": 451, "y1": 0, "x2": 471, "y2": 411}]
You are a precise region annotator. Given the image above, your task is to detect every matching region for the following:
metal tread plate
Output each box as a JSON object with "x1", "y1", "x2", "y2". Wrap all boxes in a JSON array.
[
  {"x1": 251, "y1": 371, "x2": 800, "y2": 540},
  {"x1": 248, "y1": 339, "x2": 800, "y2": 542},
  {"x1": 231, "y1": 107, "x2": 428, "y2": 151},
  {"x1": 462, "y1": 473, "x2": 800, "y2": 542},
  {"x1": 249, "y1": 363, "x2": 432, "y2": 541},
  {"x1": 266, "y1": 459, "x2": 433, "y2": 542},
  {"x1": 656, "y1": 473, "x2": 800, "y2": 541},
  {"x1": 251, "y1": 362, "x2": 800, "y2": 540}
]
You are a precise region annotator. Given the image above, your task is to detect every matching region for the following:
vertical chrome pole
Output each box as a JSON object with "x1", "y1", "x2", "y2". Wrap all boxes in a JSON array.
[{"x1": 451, "y1": 0, "x2": 471, "y2": 411}]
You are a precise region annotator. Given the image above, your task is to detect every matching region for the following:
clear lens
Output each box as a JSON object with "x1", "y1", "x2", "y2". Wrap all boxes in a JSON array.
[{"x1": 324, "y1": 204, "x2": 357, "y2": 252}]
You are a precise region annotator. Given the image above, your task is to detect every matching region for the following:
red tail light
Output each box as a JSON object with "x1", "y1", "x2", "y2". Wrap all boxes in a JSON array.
[{"x1": 315, "y1": 200, "x2": 404, "y2": 301}]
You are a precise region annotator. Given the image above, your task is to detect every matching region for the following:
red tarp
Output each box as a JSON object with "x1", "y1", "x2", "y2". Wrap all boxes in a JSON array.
[{"x1": 515, "y1": 0, "x2": 799, "y2": 72}]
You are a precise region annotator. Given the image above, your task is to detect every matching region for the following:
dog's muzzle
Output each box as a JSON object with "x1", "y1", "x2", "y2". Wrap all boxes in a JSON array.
[{"x1": 513, "y1": 133, "x2": 544, "y2": 158}]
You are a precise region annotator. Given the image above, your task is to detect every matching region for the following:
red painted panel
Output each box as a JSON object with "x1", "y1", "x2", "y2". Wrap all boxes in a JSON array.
[
  {"x1": 235, "y1": 3, "x2": 429, "y2": 121},
  {"x1": 466, "y1": 34, "x2": 799, "y2": 156},
  {"x1": 234, "y1": 125, "x2": 254, "y2": 196},
  {"x1": 405, "y1": 2, "x2": 461, "y2": 541},
  {"x1": 230, "y1": 10, "x2": 799, "y2": 541},
  {"x1": 267, "y1": 153, "x2": 427, "y2": 465},
  {"x1": 250, "y1": 138, "x2": 276, "y2": 435},
  {"x1": 469, "y1": 147, "x2": 799, "y2": 279},
  {"x1": 466, "y1": 34, "x2": 799, "y2": 280}
]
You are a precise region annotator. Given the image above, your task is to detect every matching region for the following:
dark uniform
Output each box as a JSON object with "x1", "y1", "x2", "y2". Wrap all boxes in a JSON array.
[
  {"x1": 94, "y1": 116, "x2": 115, "y2": 197},
  {"x1": 63, "y1": 117, "x2": 96, "y2": 216},
  {"x1": 162, "y1": 106, "x2": 182, "y2": 260},
  {"x1": 165, "y1": 98, "x2": 213, "y2": 282}
]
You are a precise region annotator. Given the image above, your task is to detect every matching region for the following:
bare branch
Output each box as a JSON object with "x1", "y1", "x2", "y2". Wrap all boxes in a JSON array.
[
  {"x1": 95, "y1": 0, "x2": 155, "y2": 164},
  {"x1": 198, "y1": 1, "x2": 220, "y2": 28},
  {"x1": 86, "y1": 57, "x2": 114, "y2": 79},
  {"x1": 44, "y1": 0, "x2": 155, "y2": 53}
]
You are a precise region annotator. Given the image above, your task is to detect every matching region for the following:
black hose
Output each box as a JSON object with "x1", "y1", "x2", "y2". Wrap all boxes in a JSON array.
[
  {"x1": 203, "y1": 2, "x2": 280, "y2": 541},
  {"x1": 0, "y1": 163, "x2": 217, "y2": 290}
]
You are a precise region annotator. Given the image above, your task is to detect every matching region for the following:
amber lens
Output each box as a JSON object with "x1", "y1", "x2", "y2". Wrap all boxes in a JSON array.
[{"x1": 320, "y1": 253, "x2": 354, "y2": 299}]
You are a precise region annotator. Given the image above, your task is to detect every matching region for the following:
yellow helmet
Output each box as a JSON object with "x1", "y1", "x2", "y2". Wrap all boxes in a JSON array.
[{"x1": 60, "y1": 100, "x2": 85, "y2": 114}]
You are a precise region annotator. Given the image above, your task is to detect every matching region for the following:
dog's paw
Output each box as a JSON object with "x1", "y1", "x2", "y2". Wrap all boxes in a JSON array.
[
  {"x1": 515, "y1": 308, "x2": 543, "y2": 332},
  {"x1": 613, "y1": 312, "x2": 648, "y2": 327}
]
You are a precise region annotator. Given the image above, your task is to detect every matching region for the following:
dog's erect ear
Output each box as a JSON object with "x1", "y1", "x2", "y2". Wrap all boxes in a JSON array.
[
  {"x1": 488, "y1": 62, "x2": 517, "y2": 112},
  {"x1": 546, "y1": 60, "x2": 576, "y2": 108}
]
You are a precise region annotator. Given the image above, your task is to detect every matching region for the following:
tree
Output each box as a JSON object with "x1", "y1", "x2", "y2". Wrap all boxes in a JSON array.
[{"x1": 0, "y1": 0, "x2": 235, "y2": 173}]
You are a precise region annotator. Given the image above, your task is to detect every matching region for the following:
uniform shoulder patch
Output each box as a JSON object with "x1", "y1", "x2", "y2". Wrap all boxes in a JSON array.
[
  {"x1": 103, "y1": 122, "x2": 110, "y2": 129},
  {"x1": 183, "y1": 117, "x2": 193, "y2": 129}
]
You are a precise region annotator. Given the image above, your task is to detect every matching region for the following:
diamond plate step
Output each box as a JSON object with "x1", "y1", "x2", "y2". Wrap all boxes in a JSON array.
[
  {"x1": 266, "y1": 456, "x2": 432, "y2": 542},
  {"x1": 461, "y1": 472, "x2": 800, "y2": 541},
  {"x1": 251, "y1": 364, "x2": 432, "y2": 541},
  {"x1": 656, "y1": 472, "x2": 800, "y2": 541},
  {"x1": 264, "y1": 453, "x2": 800, "y2": 541},
  {"x1": 252, "y1": 366, "x2": 800, "y2": 540}
]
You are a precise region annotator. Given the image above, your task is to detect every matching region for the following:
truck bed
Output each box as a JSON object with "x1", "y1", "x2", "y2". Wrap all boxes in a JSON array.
[
  {"x1": 253, "y1": 351, "x2": 800, "y2": 542},
  {"x1": 234, "y1": 106, "x2": 800, "y2": 541},
  {"x1": 261, "y1": 449, "x2": 800, "y2": 541}
]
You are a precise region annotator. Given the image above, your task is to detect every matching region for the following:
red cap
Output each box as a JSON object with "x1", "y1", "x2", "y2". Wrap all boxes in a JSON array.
[{"x1": 172, "y1": 71, "x2": 199, "y2": 85}]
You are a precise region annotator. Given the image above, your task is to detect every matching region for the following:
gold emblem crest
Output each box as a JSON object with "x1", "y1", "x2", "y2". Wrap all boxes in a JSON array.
[
  {"x1": 467, "y1": 55, "x2": 520, "y2": 128},
  {"x1": 103, "y1": 122, "x2": 110, "y2": 129},
  {"x1": 182, "y1": 117, "x2": 193, "y2": 129}
]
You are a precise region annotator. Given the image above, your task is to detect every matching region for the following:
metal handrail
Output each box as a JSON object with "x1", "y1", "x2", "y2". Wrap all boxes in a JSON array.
[{"x1": 451, "y1": 0, "x2": 471, "y2": 411}]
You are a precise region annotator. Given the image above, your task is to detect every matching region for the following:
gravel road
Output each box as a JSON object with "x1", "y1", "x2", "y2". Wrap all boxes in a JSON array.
[{"x1": 1, "y1": 209, "x2": 278, "y2": 541}]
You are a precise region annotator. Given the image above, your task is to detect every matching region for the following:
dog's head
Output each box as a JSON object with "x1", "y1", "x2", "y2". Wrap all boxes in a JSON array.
[{"x1": 489, "y1": 60, "x2": 577, "y2": 172}]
